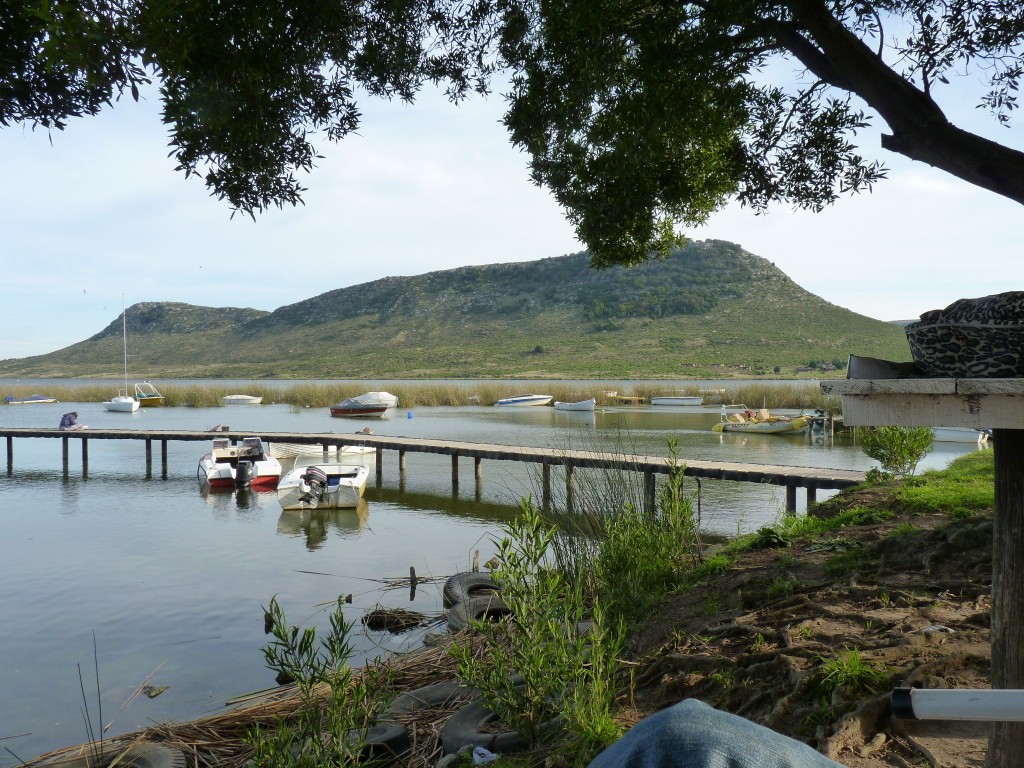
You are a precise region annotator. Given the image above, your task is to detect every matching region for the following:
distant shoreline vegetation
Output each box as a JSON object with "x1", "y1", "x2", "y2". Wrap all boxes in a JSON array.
[{"x1": 2, "y1": 381, "x2": 840, "y2": 411}]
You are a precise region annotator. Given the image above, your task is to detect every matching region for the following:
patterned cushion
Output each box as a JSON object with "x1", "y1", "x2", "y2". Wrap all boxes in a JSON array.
[{"x1": 905, "y1": 291, "x2": 1024, "y2": 378}]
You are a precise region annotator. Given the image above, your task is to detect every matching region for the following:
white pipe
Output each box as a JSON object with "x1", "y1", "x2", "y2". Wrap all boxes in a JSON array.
[{"x1": 892, "y1": 688, "x2": 1024, "y2": 721}]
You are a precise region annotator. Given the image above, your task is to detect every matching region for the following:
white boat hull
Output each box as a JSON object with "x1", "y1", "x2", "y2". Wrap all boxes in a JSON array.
[
  {"x1": 104, "y1": 395, "x2": 140, "y2": 413},
  {"x1": 496, "y1": 394, "x2": 552, "y2": 407},
  {"x1": 651, "y1": 396, "x2": 704, "y2": 406},
  {"x1": 222, "y1": 394, "x2": 263, "y2": 405},
  {"x1": 554, "y1": 398, "x2": 596, "y2": 412},
  {"x1": 278, "y1": 463, "x2": 370, "y2": 510},
  {"x1": 198, "y1": 437, "x2": 282, "y2": 489},
  {"x1": 932, "y1": 427, "x2": 990, "y2": 443}
]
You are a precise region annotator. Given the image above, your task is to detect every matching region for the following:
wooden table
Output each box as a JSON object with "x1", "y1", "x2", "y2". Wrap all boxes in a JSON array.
[{"x1": 822, "y1": 377, "x2": 1024, "y2": 765}]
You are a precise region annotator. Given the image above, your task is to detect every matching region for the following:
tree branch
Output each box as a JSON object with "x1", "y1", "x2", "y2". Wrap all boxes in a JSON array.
[{"x1": 782, "y1": 0, "x2": 1024, "y2": 205}]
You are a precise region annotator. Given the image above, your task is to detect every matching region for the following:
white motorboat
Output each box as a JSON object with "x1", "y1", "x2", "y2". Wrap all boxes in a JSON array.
[
  {"x1": 553, "y1": 398, "x2": 596, "y2": 412},
  {"x1": 198, "y1": 436, "x2": 283, "y2": 490},
  {"x1": 650, "y1": 395, "x2": 704, "y2": 406},
  {"x1": 277, "y1": 462, "x2": 371, "y2": 510},
  {"x1": 104, "y1": 300, "x2": 140, "y2": 413},
  {"x1": 222, "y1": 394, "x2": 263, "y2": 405},
  {"x1": 330, "y1": 391, "x2": 398, "y2": 417},
  {"x1": 932, "y1": 427, "x2": 991, "y2": 444},
  {"x1": 495, "y1": 394, "x2": 552, "y2": 407}
]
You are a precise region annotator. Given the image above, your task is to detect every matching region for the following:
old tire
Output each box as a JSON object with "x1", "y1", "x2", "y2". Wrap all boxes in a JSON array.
[
  {"x1": 34, "y1": 742, "x2": 186, "y2": 768},
  {"x1": 447, "y1": 594, "x2": 511, "y2": 633},
  {"x1": 382, "y1": 681, "x2": 480, "y2": 718},
  {"x1": 442, "y1": 572, "x2": 501, "y2": 608}
]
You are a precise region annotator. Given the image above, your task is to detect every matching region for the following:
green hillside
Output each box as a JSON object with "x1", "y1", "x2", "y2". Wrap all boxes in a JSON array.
[{"x1": 0, "y1": 241, "x2": 911, "y2": 379}]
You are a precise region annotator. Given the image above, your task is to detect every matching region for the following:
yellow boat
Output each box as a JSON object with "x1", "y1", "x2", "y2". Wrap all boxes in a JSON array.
[{"x1": 712, "y1": 406, "x2": 810, "y2": 435}]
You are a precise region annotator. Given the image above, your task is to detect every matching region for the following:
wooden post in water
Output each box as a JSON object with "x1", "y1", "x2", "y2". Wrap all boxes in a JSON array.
[
  {"x1": 62, "y1": 435, "x2": 69, "y2": 473},
  {"x1": 807, "y1": 487, "x2": 817, "y2": 506},
  {"x1": 82, "y1": 438, "x2": 89, "y2": 477},
  {"x1": 399, "y1": 450, "x2": 407, "y2": 477},
  {"x1": 785, "y1": 483, "x2": 797, "y2": 513},
  {"x1": 451, "y1": 453, "x2": 459, "y2": 492},
  {"x1": 145, "y1": 438, "x2": 153, "y2": 479},
  {"x1": 644, "y1": 471, "x2": 656, "y2": 515},
  {"x1": 542, "y1": 462, "x2": 552, "y2": 511},
  {"x1": 6, "y1": 435, "x2": 11, "y2": 474},
  {"x1": 474, "y1": 457, "x2": 483, "y2": 500},
  {"x1": 375, "y1": 448, "x2": 383, "y2": 486},
  {"x1": 161, "y1": 439, "x2": 168, "y2": 479},
  {"x1": 565, "y1": 464, "x2": 575, "y2": 513}
]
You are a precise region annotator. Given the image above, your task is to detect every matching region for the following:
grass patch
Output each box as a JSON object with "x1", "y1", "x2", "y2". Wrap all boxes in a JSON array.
[{"x1": 894, "y1": 450, "x2": 994, "y2": 517}]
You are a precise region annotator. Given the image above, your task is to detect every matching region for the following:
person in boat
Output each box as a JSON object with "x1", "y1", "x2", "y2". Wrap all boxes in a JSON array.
[{"x1": 59, "y1": 412, "x2": 86, "y2": 431}]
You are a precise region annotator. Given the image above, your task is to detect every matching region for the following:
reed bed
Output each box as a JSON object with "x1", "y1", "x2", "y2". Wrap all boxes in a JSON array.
[
  {"x1": 27, "y1": 634, "x2": 491, "y2": 768},
  {"x1": 1, "y1": 381, "x2": 840, "y2": 411}
]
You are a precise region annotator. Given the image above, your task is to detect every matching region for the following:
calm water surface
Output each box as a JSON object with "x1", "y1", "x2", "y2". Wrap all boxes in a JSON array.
[{"x1": 0, "y1": 389, "x2": 984, "y2": 762}]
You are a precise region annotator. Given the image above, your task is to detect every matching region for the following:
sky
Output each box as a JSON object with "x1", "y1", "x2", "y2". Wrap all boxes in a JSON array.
[{"x1": 2, "y1": 73, "x2": 1022, "y2": 362}]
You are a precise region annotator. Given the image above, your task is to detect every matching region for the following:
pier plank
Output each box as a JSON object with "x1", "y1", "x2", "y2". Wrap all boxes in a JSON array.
[{"x1": 0, "y1": 427, "x2": 865, "y2": 506}]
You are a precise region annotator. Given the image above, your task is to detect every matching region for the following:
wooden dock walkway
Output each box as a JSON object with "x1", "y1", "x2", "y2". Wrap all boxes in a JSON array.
[{"x1": 0, "y1": 428, "x2": 865, "y2": 512}]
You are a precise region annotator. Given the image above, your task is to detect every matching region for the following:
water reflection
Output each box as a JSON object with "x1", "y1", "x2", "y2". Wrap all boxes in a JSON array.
[{"x1": 276, "y1": 500, "x2": 370, "y2": 549}]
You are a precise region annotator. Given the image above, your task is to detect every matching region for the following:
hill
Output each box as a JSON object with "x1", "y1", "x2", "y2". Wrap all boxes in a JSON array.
[{"x1": 0, "y1": 240, "x2": 911, "y2": 379}]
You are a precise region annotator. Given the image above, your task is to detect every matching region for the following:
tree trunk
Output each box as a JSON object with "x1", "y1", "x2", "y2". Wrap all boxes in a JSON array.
[{"x1": 989, "y1": 429, "x2": 1024, "y2": 766}]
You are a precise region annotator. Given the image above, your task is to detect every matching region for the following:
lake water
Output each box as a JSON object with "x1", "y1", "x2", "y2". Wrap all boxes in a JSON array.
[{"x1": 0, "y1": 390, "x2": 985, "y2": 763}]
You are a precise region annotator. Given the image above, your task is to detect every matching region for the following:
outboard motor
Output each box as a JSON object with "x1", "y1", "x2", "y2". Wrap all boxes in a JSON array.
[
  {"x1": 298, "y1": 466, "x2": 329, "y2": 507},
  {"x1": 235, "y1": 460, "x2": 257, "y2": 489}
]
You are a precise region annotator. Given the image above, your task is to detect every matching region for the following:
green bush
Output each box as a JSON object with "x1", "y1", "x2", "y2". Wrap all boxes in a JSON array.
[{"x1": 860, "y1": 426, "x2": 934, "y2": 478}]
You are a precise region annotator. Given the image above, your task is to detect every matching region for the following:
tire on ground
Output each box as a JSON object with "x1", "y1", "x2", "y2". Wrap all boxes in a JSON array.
[
  {"x1": 442, "y1": 572, "x2": 501, "y2": 608},
  {"x1": 447, "y1": 594, "x2": 511, "y2": 633}
]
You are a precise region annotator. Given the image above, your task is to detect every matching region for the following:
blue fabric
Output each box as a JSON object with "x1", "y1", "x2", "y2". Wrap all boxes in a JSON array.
[
  {"x1": 58, "y1": 413, "x2": 78, "y2": 430},
  {"x1": 589, "y1": 700, "x2": 843, "y2": 768}
]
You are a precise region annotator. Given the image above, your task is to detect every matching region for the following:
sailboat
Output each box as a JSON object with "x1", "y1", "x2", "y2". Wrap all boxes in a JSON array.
[{"x1": 103, "y1": 300, "x2": 141, "y2": 413}]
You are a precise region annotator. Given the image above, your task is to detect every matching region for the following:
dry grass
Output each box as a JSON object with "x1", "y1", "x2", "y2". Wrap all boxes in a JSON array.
[{"x1": 26, "y1": 635, "x2": 491, "y2": 768}]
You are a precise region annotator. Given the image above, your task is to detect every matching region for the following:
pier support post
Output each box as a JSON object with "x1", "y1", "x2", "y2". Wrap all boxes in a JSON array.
[
  {"x1": 644, "y1": 471, "x2": 656, "y2": 516},
  {"x1": 5, "y1": 435, "x2": 11, "y2": 475},
  {"x1": 451, "y1": 453, "x2": 459, "y2": 493},
  {"x1": 807, "y1": 487, "x2": 817, "y2": 507},
  {"x1": 399, "y1": 450, "x2": 407, "y2": 477},
  {"x1": 145, "y1": 438, "x2": 153, "y2": 479},
  {"x1": 82, "y1": 438, "x2": 89, "y2": 478},
  {"x1": 376, "y1": 448, "x2": 383, "y2": 487},
  {"x1": 542, "y1": 463, "x2": 552, "y2": 511},
  {"x1": 565, "y1": 464, "x2": 575, "y2": 513},
  {"x1": 62, "y1": 435, "x2": 69, "y2": 473},
  {"x1": 785, "y1": 484, "x2": 798, "y2": 513},
  {"x1": 161, "y1": 439, "x2": 168, "y2": 479},
  {"x1": 474, "y1": 457, "x2": 483, "y2": 501}
]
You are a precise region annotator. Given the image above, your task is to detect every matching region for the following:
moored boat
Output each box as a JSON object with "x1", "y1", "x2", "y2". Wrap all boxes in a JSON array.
[
  {"x1": 553, "y1": 398, "x2": 596, "y2": 412},
  {"x1": 495, "y1": 394, "x2": 552, "y2": 407},
  {"x1": 651, "y1": 395, "x2": 704, "y2": 406},
  {"x1": 134, "y1": 381, "x2": 165, "y2": 407},
  {"x1": 4, "y1": 394, "x2": 58, "y2": 404},
  {"x1": 932, "y1": 427, "x2": 991, "y2": 444},
  {"x1": 712, "y1": 406, "x2": 809, "y2": 435},
  {"x1": 222, "y1": 394, "x2": 263, "y2": 405},
  {"x1": 103, "y1": 391, "x2": 140, "y2": 413},
  {"x1": 330, "y1": 391, "x2": 397, "y2": 418},
  {"x1": 198, "y1": 436, "x2": 282, "y2": 489},
  {"x1": 277, "y1": 462, "x2": 370, "y2": 510}
]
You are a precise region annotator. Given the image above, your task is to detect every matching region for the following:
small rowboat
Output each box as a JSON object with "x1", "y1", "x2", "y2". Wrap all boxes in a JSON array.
[
  {"x1": 495, "y1": 394, "x2": 552, "y2": 407},
  {"x1": 553, "y1": 398, "x2": 596, "y2": 412},
  {"x1": 650, "y1": 395, "x2": 704, "y2": 406}
]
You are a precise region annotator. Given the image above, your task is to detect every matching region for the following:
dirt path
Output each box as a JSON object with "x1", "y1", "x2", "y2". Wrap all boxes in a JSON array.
[{"x1": 619, "y1": 487, "x2": 993, "y2": 767}]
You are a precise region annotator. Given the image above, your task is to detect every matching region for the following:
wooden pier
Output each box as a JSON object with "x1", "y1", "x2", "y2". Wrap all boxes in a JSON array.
[{"x1": 0, "y1": 428, "x2": 866, "y2": 512}]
